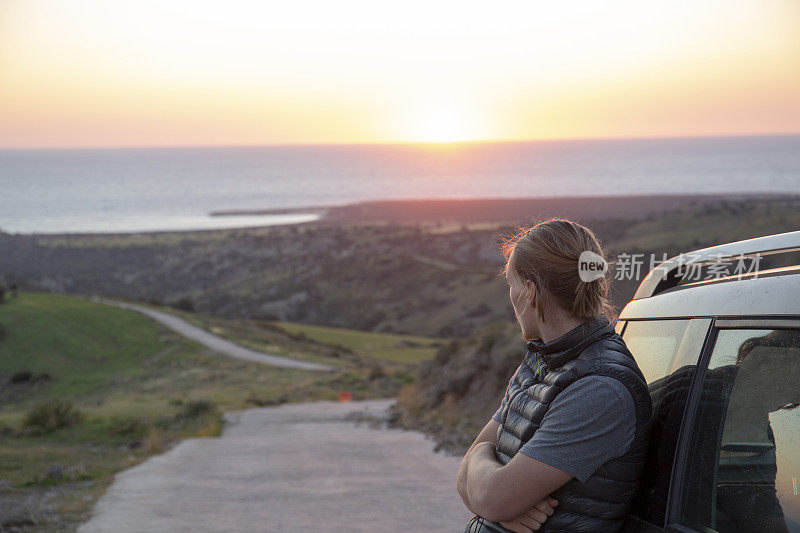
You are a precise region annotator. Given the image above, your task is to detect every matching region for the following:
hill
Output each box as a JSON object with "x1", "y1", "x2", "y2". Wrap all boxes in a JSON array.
[
  {"x1": 3, "y1": 195, "x2": 799, "y2": 340},
  {"x1": 0, "y1": 292, "x2": 435, "y2": 531}
]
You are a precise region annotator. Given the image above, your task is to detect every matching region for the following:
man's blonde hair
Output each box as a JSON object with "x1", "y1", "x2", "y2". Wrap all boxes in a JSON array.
[{"x1": 500, "y1": 218, "x2": 615, "y2": 322}]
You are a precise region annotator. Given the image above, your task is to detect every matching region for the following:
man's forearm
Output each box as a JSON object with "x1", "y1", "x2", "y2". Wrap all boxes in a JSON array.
[
  {"x1": 464, "y1": 441, "x2": 504, "y2": 518},
  {"x1": 457, "y1": 459, "x2": 476, "y2": 513}
]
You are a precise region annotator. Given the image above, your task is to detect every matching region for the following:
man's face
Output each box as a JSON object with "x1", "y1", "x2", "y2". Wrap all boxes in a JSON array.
[{"x1": 507, "y1": 270, "x2": 540, "y2": 341}]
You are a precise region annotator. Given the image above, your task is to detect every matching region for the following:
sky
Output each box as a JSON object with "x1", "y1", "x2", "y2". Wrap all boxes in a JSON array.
[{"x1": 1, "y1": 0, "x2": 799, "y2": 148}]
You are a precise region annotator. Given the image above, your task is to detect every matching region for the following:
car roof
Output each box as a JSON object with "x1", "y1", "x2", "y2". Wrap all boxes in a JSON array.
[{"x1": 620, "y1": 229, "x2": 800, "y2": 320}]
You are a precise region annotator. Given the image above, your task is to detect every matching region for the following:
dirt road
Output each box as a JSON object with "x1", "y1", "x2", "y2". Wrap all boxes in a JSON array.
[{"x1": 79, "y1": 399, "x2": 472, "y2": 532}]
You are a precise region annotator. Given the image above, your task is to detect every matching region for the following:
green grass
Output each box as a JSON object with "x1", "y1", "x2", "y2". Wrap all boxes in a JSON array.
[
  {"x1": 0, "y1": 291, "x2": 175, "y2": 402},
  {"x1": 262, "y1": 320, "x2": 442, "y2": 364},
  {"x1": 0, "y1": 291, "x2": 419, "y2": 531},
  {"x1": 110, "y1": 295, "x2": 444, "y2": 366}
]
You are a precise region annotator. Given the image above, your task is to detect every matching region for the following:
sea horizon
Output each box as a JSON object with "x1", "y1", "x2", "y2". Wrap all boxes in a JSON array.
[
  {"x1": 2, "y1": 131, "x2": 799, "y2": 153},
  {"x1": 2, "y1": 134, "x2": 799, "y2": 235}
]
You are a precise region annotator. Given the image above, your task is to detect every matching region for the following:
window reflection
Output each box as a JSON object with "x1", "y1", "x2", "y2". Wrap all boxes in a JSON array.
[{"x1": 681, "y1": 328, "x2": 800, "y2": 533}]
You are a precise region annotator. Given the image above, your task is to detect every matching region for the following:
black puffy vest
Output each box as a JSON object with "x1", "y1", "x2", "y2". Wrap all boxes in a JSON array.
[{"x1": 483, "y1": 317, "x2": 652, "y2": 533}]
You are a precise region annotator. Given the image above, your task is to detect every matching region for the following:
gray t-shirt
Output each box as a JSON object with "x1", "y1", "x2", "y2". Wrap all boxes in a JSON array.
[{"x1": 492, "y1": 372, "x2": 636, "y2": 483}]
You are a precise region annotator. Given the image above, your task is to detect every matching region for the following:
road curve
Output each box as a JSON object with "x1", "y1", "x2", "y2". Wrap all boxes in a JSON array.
[
  {"x1": 89, "y1": 296, "x2": 335, "y2": 371},
  {"x1": 79, "y1": 399, "x2": 473, "y2": 532}
]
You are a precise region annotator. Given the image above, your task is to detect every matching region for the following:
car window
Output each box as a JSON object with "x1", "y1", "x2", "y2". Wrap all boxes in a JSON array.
[
  {"x1": 678, "y1": 327, "x2": 800, "y2": 533},
  {"x1": 622, "y1": 319, "x2": 710, "y2": 527}
]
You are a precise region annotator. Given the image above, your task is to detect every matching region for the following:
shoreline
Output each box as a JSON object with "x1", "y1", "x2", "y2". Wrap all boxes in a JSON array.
[
  {"x1": 7, "y1": 192, "x2": 796, "y2": 238},
  {"x1": 215, "y1": 192, "x2": 794, "y2": 225}
]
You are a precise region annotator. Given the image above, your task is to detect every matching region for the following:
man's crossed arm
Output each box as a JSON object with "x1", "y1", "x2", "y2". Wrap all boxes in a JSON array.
[{"x1": 457, "y1": 422, "x2": 572, "y2": 524}]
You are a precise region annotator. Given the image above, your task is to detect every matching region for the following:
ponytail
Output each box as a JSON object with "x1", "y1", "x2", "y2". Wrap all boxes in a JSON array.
[{"x1": 572, "y1": 275, "x2": 612, "y2": 321}]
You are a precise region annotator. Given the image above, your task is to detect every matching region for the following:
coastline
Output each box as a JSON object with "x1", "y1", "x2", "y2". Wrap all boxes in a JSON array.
[
  {"x1": 7, "y1": 192, "x2": 795, "y2": 238},
  {"x1": 210, "y1": 192, "x2": 794, "y2": 226}
]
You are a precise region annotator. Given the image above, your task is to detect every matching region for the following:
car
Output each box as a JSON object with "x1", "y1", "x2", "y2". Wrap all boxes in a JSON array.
[{"x1": 616, "y1": 229, "x2": 800, "y2": 533}]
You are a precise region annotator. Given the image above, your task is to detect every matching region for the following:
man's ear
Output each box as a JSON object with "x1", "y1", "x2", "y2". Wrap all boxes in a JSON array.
[
  {"x1": 526, "y1": 280, "x2": 536, "y2": 306},
  {"x1": 528, "y1": 280, "x2": 544, "y2": 320}
]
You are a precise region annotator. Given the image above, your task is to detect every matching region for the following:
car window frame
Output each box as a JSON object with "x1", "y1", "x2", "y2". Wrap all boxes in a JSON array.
[{"x1": 664, "y1": 317, "x2": 800, "y2": 533}]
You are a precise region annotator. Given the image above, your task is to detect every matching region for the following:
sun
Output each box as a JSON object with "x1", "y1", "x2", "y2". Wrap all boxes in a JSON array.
[
  {"x1": 398, "y1": 106, "x2": 487, "y2": 144},
  {"x1": 419, "y1": 109, "x2": 465, "y2": 143},
  {"x1": 417, "y1": 109, "x2": 473, "y2": 143},
  {"x1": 393, "y1": 103, "x2": 489, "y2": 144}
]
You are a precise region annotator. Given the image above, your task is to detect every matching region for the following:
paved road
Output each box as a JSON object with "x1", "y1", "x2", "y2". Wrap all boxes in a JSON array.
[
  {"x1": 90, "y1": 296, "x2": 335, "y2": 371},
  {"x1": 79, "y1": 399, "x2": 473, "y2": 532}
]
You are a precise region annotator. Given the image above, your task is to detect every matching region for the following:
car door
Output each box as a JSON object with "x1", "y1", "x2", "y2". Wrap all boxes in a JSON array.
[
  {"x1": 616, "y1": 318, "x2": 714, "y2": 533},
  {"x1": 663, "y1": 319, "x2": 800, "y2": 533}
]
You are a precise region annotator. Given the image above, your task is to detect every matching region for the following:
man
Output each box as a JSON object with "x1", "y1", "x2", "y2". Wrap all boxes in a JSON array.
[{"x1": 457, "y1": 220, "x2": 651, "y2": 532}]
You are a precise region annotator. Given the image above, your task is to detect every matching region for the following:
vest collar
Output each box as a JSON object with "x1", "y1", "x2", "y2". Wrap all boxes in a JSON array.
[{"x1": 526, "y1": 316, "x2": 614, "y2": 369}]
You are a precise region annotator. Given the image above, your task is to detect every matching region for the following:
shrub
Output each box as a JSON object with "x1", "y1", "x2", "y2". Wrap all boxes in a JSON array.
[
  {"x1": 10, "y1": 371, "x2": 33, "y2": 384},
  {"x1": 113, "y1": 417, "x2": 147, "y2": 435},
  {"x1": 397, "y1": 383, "x2": 423, "y2": 419},
  {"x1": 169, "y1": 297, "x2": 195, "y2": 312},
  {"x1": 479, "y1": 332, "x2": 499, "y2": 353},
  {"x1": 143, "y1": 426, "x2": 163, "y2": 453},
  {"x1": 8, "y1": 371, "x2": 51, "y2": 387},
  {"x1": 176, "y1": 399, "x2": 217, "y2": 419},
  {"x1": 195, "y1": 418, "x2": 222, "y2": 438},
  {"x1": 23, "y1": 399, "x2": 83, "y2": 432},
  {"x1": 434, "y1": 340, "x2": 459, "y2": 364},
  {"x1": 367, "y1": 363, "x2": 386, "y2": 381}
]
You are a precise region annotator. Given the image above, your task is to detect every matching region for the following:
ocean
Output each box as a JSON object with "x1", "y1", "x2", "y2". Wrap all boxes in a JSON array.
[{"x1": 1, "y1": 135, "x2": 798, "y2": 234}]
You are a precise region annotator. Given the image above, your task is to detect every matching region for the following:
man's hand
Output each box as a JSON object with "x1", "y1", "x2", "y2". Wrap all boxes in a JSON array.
[{"x1": 499, "y1": 497, "x2": 559, "y2": 533}]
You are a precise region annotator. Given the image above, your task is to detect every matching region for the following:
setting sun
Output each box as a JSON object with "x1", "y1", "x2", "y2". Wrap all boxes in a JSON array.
[
  {"x1": 410, "y1": 108, "x2": 483, "y2": 143},
  {"x1": 420, "y1": 110, "x2": 465, "y2": 143}
]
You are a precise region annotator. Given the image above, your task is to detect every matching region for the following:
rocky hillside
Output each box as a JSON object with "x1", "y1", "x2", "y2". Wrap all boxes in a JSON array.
[
  {"x1": 388, "y1": 319, "x2": 524, "y2": 455},
  {"x1": 1, "y1": 194, "x2": 798, "y2": 341},
  {"x1": 0, "y1": 222, "x2": 518, "y2": 338}
]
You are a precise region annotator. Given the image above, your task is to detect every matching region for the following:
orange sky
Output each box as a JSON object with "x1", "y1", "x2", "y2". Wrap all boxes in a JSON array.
[{"x1": 1, "y1": 0, "x2": 799, "y2": 148}]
